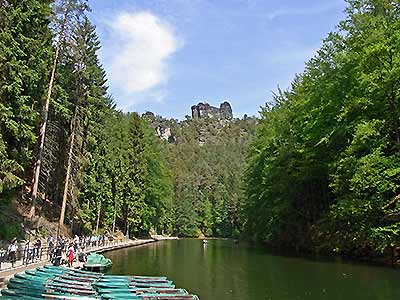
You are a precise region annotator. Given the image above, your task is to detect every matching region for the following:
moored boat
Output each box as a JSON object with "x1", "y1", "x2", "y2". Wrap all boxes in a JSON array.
[
  {"x1": 82, "y1": 252, "x2": 112, "y2": 272},
  {"x1": 0, "y1": 266, "x2": 199, "y2": 300}
]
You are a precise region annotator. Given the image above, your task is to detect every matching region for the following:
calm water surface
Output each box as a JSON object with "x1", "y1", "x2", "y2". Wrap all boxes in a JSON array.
[{"x1": 105, "y1": 239, "x2": 400, "y2": 300}]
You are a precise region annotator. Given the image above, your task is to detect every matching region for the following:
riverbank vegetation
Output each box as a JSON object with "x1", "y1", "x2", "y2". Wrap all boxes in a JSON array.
[
  {"x1": 164, "y1": 118, "x2": 256, "y2": 238},
  {"x1": 0, "y1": 0, "x2": 173, "y2": 238},
  {"x1": 0, "y1": 0, "x2": 254, "y2": 240},
  {"x1": 243, "y1": 0, "x2": 400, "y2": 259},
  {"x1": 1, "y1": 0, "x2": 400, "y2": 264}
]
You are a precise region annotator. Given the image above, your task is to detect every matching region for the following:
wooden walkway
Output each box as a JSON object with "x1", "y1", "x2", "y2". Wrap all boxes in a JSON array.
[{"x1": 0, "y1": 237, "x2": 177, "y2": 288}]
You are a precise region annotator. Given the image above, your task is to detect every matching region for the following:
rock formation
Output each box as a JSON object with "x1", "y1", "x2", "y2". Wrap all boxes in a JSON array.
[
  {"x1": 141, "y1": 101, "x2": 251, "y2": 146},
  {"x1": 156, "y1": 126, "x2": 175, "y2": 143},
  {"x1": 191, "y1": 101, "x2": 233, "y2": 120},
  {"x1": 142, "y1": 111, "x2": 156, "y2": 120}
]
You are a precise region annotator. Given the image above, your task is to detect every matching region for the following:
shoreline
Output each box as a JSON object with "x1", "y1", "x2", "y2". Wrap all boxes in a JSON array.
[{"x1": 0, "y1": 236, "x2": 178, "y2": 288}]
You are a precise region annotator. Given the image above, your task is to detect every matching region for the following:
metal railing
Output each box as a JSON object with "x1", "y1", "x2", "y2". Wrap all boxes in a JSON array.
[{"x1": 0, "y1": 238, "x2": 127, "y2": 272}]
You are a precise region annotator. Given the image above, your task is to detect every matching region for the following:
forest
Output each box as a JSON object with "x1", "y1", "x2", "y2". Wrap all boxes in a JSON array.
[
  {"x1": 1, "y1": 0, "x2": 400, "y2": 262},
  {"x1": 244, "y1": 0, "x2": 400, "y2": 258},
  {"x1": 0, "y1": 0, "x2": 173, "y2": 237},
  {"x1": 0, "y1": 0, "x2": 255, "y2": 240}
]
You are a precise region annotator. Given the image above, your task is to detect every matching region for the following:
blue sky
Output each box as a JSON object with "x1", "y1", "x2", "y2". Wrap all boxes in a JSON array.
[{"x1": 88, "y1": 0, "x2": 346, "y2": 119}]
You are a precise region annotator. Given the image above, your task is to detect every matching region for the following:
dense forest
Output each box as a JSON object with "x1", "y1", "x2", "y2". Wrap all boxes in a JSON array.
[
  {"x1": 161, "y1": 116, "x2": 256, "y2": 238},
  {"x1": 244, "y1": 0, "x2": 400, "y2": 259},
  {"x1": 1, "y1": 0, "x2": 400, "y2": 262},
  {"x1": 0, "y1": 0, "x2": 174, "y2": 238},
  {"x1": 0, "y1": 0, "x2": 255, "y2": 240}
]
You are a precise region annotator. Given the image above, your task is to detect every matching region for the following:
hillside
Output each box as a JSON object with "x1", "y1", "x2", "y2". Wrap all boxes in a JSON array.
[{"x1": 144, "y1": 101, "x2": 257, "y2": 237}]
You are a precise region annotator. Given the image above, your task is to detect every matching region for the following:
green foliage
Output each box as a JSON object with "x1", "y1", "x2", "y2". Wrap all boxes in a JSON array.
[
  {"x1": 142, "y1": 120, "x2": 174, "y2": 234},
  {"x1": 0, "y1": 2, "x2": 175, "y2": 238},
  {"x1": 165, "y1": 117, "x2": 256, "y2": 237},
  {"x1": 0, "y1": 223, "x2": 21, "y2": 241},
  {"x1": 244, "y1": 0, "x2": 400, "y2": 257},
  {"x1": 0, "y1": 0, "x2": 53, "y2": 193},
  {"x1": 8, "y1": 0, "x2": 400, "y2": 262},
  {"x1": 79, "y1": 111, "x2": 174, "y2": 237}
]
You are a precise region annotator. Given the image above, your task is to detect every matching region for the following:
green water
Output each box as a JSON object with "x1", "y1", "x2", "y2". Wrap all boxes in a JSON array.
[{"x1": 105, "y1": 239, "x2": 400, "y2": 300}]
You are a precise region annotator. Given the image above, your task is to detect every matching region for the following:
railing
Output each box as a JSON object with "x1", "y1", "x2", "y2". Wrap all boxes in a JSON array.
[{"x1": 0, "y1": 238, "x2": 128, "y2": 272}]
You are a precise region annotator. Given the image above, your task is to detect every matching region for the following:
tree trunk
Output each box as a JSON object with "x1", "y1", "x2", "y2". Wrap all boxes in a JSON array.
[
  {"x1": 59, "y1": 122, "x2": 76, "y2": 227},
  {"x1": 111, "y1": 175, "x2": 117, "y2": 233},
  {"x1": 391, "y1": 95, "x2": 400, "y2": 148},
  {"x1": 96, "y1": 199, "x2": 101, "y2": 234},
  {"x1": 30, "y1": 13, "x2": 69, "y2": 219}
]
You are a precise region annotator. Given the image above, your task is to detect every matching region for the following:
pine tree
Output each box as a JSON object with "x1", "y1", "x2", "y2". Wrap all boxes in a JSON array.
[
  {"x1": 122, "y1": 113, "x2": 146, "y2": 236},
  {"x1": 142, "y1": 120, "x2": 173, "y2": 234},
  {"x1": 30, "y1": 0, "x2": 88, "y2": 217},
  {"x1": 0, "y1": 0, "x2": 53, "y2": 195},
  {"x1": 59, "y1": 16, "x2": 109, "y2": 227}
]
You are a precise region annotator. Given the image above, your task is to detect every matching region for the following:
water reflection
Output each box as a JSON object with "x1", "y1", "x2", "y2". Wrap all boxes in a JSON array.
[{"x1": 105, "y1": 239, "x2": 400, "y2": 300}]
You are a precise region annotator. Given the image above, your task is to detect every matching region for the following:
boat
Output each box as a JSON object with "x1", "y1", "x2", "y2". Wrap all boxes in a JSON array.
[
  {"x1": 82, "y1": 252, "x2": 112, "y2": 272},
  {"x1": 0, "y1": 266, "x2": 199, "y2": 300}
]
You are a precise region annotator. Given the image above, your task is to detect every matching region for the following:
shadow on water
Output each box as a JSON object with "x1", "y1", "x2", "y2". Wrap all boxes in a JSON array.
[{"x1": 105, "y1": 239, "x2": 400, "y2": 300}]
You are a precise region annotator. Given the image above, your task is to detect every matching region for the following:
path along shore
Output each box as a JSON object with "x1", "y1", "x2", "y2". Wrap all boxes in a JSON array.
[{"x1": 0, "y1": 236, "x2": 178, "y2": 288}]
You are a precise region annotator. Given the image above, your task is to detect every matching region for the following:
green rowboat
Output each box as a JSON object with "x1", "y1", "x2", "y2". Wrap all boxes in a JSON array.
[{"x1": 83, "y1": 252, "x2": 112, "y2": 272}]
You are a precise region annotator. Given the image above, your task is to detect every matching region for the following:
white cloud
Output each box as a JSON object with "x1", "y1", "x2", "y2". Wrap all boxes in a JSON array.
[{"x1": 105, "y1": 11, "x2": 181, "y2": 96}]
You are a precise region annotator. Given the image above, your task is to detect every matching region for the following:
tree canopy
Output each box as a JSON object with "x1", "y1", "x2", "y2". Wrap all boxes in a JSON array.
[{"x1": 243, "y1": 0, "x2": 400, "y2": 257}]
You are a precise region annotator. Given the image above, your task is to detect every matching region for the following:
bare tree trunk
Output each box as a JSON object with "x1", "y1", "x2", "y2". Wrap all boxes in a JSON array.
[
  {"x1": 30, "y1": 14, "x2": 68, "y2": 219},
  {"x1": 96, "y1": 199, "x2": 101, "y2": 234},
  {"x1": 30, "y1": 44, "x2": 61, "y2": 218},
  {"x1": 59, "y1": 91, "x2": 83, "y2": 226},
  {"x1": 391, "y1": 95, "x2": 400, "y2": 148},
  {"x1": 59, "y1": 126, "x2": 76, "y2": 227},
  {"x1": 111, "y1": 175, "x2": 117, "y2": 233},
  {"x1": 112, "y1": 197, "x2": 117, "y2": 233},
  {"x1": 126, "y1": 224, "x2": 129, "y2": 239}
]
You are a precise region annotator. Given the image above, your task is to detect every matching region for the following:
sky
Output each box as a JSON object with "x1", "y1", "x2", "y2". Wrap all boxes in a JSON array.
[{"x1": 88, "y1": 0, "x2": 347, "y2": 119}]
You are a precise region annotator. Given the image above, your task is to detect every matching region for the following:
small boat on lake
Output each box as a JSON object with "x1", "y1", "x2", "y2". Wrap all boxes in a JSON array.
[{"x1": 83, "y1": 252, "x2": 112, "y2": 272}]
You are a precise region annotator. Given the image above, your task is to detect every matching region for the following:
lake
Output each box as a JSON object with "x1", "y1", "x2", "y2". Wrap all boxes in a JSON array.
[{"x1": 105, "y1": 239, "x2": 400, "y2": 300}]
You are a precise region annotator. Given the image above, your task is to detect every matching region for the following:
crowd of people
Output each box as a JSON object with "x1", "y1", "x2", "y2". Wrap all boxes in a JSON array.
[
  {"x1": 47, "y1": 235, "x2": 107, "y2": 267},
  {"x1": 0, "y1": 234, "x2": 108, "y2": 268}
]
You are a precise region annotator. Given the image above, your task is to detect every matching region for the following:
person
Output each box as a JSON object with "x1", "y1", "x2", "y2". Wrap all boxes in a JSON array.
[
  {"x1": 23, "y1": 240, "x2": 31, "y2": 264},
  {"x1": 58, "y1": 236, "x2": 66, "y2": 251},
  {"x1": 66, "y1": 243, "x2": 75, "y2": 268},
  {"x1": 8, "y1": 238, "x2": 18, "y2": 267},
  {"x1": 34, "y1": 239, "x2": 41, "y2": 261},
  {"x1": 73, "y1": 235, "x2": 79, "y2": 252},
  {"x1": 47, "y1": 236, "x2": 54, "y2": 260},
  {"x1": 90, "y1": 235, "x2": 96, "y2": 247},
  {"x1": 78, "y1": 252, "x2": 87, "y2": 263},
  {"x1": 52, "y1": 245, "x2": 63, "y2": 266},
  {"x1": 98, "y1": 234, "x2": 104, "y2": 246},
  {"x1": 79, "y1": 236, "x2": 85, "y2": 249}
]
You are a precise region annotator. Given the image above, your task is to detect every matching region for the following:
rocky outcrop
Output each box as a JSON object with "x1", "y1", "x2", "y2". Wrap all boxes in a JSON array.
[
  {"x1": 156, "y1": 126, "x2": 175, "y2": 143},
  {"x1": 191, "y1": 102, "x2": 233, "y2": 120},
  {"x1": 142, "y1": 112, "x2": 176, "y2": 143},
  {"x1": 142, "y1": 101, "x2": 252, "y2": 146},
  {"x1": 142, "y1": 111, "x2": 156, "y2": 120}
]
